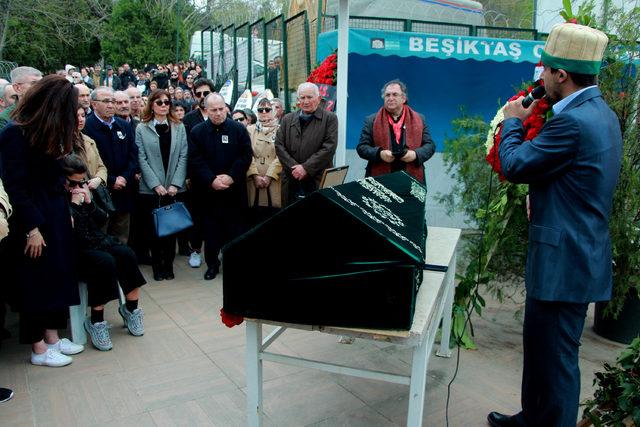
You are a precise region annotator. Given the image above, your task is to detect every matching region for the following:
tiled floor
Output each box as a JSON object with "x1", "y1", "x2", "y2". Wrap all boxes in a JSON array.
[{"x1": 0, "y1": 255, "x2": 625, "y2": 426}]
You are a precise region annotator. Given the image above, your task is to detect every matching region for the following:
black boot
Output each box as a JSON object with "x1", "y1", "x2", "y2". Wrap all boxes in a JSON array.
[
  {"x1": 163, "y1": 259, "x2": 175, "y2": 280},
  {"x1": 152, "y1": 263, "x2": 164, "y2": 281}
]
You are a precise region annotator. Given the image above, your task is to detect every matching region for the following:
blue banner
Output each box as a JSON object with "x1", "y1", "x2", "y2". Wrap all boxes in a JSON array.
[{"x1": 318, "y1": 29, "x2": 545, "y2": 64}]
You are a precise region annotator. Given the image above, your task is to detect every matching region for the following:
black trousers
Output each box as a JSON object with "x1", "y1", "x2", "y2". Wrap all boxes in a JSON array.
[
  {"x1": 140, "y1": 193, "x2": 186, "y2": 271},
  {"x1": 521, "y1": 297, "x2": 588, "y2": 427},
  {"x1": 203, "y1": 205, "x2": 246, "y2": 268},
  {"x1": 19, "y1": 309, "x2": 68, "y2": 344},
  {"x1": 78, "y1": 245, "x2": 146, "y2": 308}
]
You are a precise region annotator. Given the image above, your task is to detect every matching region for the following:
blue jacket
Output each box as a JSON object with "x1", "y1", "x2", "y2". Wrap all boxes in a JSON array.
[
  {"x1": 83, "y1": 114, "x2": 138, "y2": 213},
  {"x1": 499, "y1": 87, "x2": 622, "y2": 303}
]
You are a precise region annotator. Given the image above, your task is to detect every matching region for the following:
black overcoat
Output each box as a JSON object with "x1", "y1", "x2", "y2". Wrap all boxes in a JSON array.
[{"x1": 0, "y1": 124, "x2": 79, "y2": 312}]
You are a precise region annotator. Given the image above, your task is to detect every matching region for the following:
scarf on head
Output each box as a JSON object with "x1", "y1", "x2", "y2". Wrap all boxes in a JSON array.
[
  {"x1": 371, "y1": 105, "x2": 425, "y2": 183},
  {"x1": 256, "y1": 116, "x2": 279, "y2": 134}
]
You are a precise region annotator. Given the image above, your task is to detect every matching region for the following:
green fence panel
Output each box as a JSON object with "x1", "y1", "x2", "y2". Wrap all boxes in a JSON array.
[
  {"x1": 249, "y1": 19, "x2": 268, "y2": 96},
  {"x1": 265, "y1": 15, "x2": 286, "y2": 109},
  {"x1": 349, "y1": 16, "x2": 405, "y2": 32},
  {"x1": 285, "y1": 11, "x2": 311, "y2": 111},
  {"x1": 235, "y1": 22, "x2": 250, "y2": 97},
  {"x1": 476, "y1": 26, "x2": 538, "y2": 40},
  {"x1": 411, "y1": 20, "x2": 473, "y2": 36}
]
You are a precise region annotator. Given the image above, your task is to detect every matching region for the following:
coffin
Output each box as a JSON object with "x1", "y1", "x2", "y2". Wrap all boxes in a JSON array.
[{"x1": 222, "y1": 171, "x2": 428, "y2": 329}]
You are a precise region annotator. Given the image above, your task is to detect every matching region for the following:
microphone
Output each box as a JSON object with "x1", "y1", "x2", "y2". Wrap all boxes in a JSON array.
[{"x1": 522, "y1": 86, "x2": 546, "y2": 108}]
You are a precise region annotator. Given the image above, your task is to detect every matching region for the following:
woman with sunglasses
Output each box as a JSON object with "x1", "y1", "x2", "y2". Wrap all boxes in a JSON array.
[
  {"x1": 246, "y1": 98, "x2": 283, "y2": 224},
  {"x1": 232, "y1": 110, "x2": 248, "y2": 127},
  {"x1": 135, "y1": 90, "x2": 188, "y2": 281},
  {"x1": 62, "y1": 154, "x2": 147, "y2": 351},
  {"x1": 0, "y1": 76, "x2": 83, "y2": 367}
]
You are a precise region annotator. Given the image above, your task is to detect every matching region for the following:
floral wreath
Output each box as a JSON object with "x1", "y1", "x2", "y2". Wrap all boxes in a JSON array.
[
  {"x1": 484, "y1": 74, "x2": 552, "y2": 180},
  {"x1": 307, "y1": 52, "x2": 337, "y2": 86}
]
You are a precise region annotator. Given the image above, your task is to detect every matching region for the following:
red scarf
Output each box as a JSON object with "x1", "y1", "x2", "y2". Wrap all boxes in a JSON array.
[{"x1": 371, "y1": 105, "x2": 425, "y2": 183}]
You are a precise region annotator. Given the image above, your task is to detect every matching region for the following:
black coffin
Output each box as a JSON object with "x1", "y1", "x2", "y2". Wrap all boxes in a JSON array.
[{"x1": 222, "y1": 172, "x2": 427, "y2": 330}]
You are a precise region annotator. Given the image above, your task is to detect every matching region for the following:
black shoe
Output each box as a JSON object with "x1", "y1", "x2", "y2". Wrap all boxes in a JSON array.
[
  {"x1": 0, "y1": 387, "x2": 14, "y2": 403},
  {"x1": 487, "y1": 412, "x2": 522, "y2": 427},
  {"x1": 163, "y1": 269, "x2": 175, "y2": 280},
  {"x1": 204, "y1": 265, "x2": 219, "y2": 280},
  {"x1": 152, "y1": 265, "x2": 164, "y2": 281}
]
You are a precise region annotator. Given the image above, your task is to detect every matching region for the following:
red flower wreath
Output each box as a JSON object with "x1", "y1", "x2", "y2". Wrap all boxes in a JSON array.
[
  {"x1": 485, "y1": 79, "x2": 552, "y2": 180},
  {"x1": 308, "y1": 52, "x2": 337, "y2": 86}
]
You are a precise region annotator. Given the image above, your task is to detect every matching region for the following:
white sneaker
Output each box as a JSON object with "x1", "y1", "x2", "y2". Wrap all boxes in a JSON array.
[
  {"x1": 31, "y1": 349, "x2": 72, "y2": 367},
  {"x1": 189, "y1": 251, "x2": 202, "y2": 268},
  {"x1": 47, "y1": 338, "x2": 84, "y2": 355}
]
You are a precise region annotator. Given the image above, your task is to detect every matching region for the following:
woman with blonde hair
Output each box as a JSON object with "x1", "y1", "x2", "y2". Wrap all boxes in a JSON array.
[
  {"x1": 73, "y1": 106, "x2": 108, "y2": 189},
  {"x1": 246, "y1": 98, "x2": 282, "y2": 224},
  {"x1": 135, "y1": 90, "x2": 188, "y2": 281}
]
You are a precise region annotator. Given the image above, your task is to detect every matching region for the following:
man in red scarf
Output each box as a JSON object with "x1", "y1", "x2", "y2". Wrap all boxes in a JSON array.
[{"x1": 356, "y1": 80, "x2": 435, "y2": 183}]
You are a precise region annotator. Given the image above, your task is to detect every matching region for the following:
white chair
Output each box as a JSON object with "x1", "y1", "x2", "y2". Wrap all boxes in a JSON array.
[{"x1": 69, "y1": 281, "x2": 125, "y2": 345}]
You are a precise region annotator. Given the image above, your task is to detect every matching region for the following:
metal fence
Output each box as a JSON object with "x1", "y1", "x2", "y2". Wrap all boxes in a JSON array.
[
  {"x1": 200, "y1": 14, "x2": 547, "y2": 109},
  {"x1": 0, "y1": 61, "x2": 17, "y2": 80}
]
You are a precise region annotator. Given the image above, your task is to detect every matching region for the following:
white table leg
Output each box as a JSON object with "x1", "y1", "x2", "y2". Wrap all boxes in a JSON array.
[
  {"x1": 246, "y1": 321, "x2": 263, "y2": 427},
  {"x1": 406, "y1": 335, "x2": 429, "y2": 426},
  {"x1": 437, "y1": 252, "x2": 456, "y2": 358}
]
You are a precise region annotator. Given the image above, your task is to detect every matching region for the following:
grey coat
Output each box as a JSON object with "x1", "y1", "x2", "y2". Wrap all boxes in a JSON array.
[{"x1": 135, "y1": 121, "x2": 188, "y2": 194}]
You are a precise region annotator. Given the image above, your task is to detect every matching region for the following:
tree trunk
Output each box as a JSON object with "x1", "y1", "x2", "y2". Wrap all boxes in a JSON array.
[{"x1": 0, "y1": 0, "x2": 13, "y2": 60}]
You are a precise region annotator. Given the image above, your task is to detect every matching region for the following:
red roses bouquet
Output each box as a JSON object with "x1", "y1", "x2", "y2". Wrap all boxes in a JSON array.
[
  {"x1": 307, "y1": 52, "x2": 337, "y2": 85},
  {"x1": 485, "y1": 80, "x2": 552, "y2": 180}
]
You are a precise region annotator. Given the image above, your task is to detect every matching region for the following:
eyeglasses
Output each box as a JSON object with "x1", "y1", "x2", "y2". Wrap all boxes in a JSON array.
[
  {"x1": 257, "y1": 108, "x2": 272, "y2": 113},
  {"x1": 195, "y1": 90, "x2": 210, "y2": 98},
  {"x1": 95, "y1": 99, "x2": 116, "y2": 104},
  {"x1": 171, "y1": 74, "x2": 178, "y2": 78},
  {"x1": 234, "y1": 117, "x2": 246, "y2": 122},
  {"x1": 67, "y1": 178, "x2": 87, "y2": 188},
  {"x1": 154, "y1": 100, "x2": 171, "y2": 106}
]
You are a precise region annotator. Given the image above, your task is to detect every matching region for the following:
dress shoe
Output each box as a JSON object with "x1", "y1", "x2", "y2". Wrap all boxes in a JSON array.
[
  {"x1": 487, "y1": 412, "x2": 522, "y2": 427},
  {"x1": 163, "y1": 269, "x2": 175, "y2": 280},
  {"x1": 204, "y1": 265, "x2": 219, "y2": 280},
  {"x1": 152, "y1": 265, "x2": 164, "y2": 281}
]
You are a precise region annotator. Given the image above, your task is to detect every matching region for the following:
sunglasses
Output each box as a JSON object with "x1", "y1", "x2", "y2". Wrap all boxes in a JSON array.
[
  {"x1": 195, "y1": 90, "x2": 210, "y2": 98},
  {"x1": 67, "y1": 178, "x2": 87, "y2": 188},
  {"x1": 154, "y1": 100, "x2": 171, "y2": 106},
  {"x1": 257, "y1": 108, "x2": 272, "y2": 113},
  {"x1": 234, "y1": 117, "x2": 246, "y2": 122}
]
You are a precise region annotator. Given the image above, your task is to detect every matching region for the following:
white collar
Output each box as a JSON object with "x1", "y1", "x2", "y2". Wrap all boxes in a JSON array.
[
  {"x1": 552, "y1": 85, "x2": 597, "y2": 115},
  {"x1": 153, "y1": 118, "x2": 168, "y2": 126}
]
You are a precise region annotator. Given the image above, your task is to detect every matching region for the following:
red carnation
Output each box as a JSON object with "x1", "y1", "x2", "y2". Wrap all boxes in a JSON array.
[{"x1": 220, "y1": 308, "x2": 244, "y2": 328}]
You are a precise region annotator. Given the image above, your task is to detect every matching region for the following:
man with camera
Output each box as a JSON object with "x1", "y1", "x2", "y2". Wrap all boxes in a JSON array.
[{"x1": 356, "y1": 79, "x2": 435, "y2": 183}]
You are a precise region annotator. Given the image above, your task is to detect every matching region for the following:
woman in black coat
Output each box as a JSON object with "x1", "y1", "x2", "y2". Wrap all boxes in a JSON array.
[{"x1": 0, "y1": 75, "x2": 84, "y2": 367}]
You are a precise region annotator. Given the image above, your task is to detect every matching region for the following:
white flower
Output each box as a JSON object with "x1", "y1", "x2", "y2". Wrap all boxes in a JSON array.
[{"x1": 486, "y1": 107, "x2": 505, "y2": 155}]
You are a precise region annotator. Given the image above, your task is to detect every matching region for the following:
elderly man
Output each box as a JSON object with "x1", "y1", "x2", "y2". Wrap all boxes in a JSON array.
[
  {"x1": 488, "y1": 24, "x2": 622, "y2": 427},
  {"x1": 83, "y1": 87, "x2": 138, "y2": 244},
  {"x1": 114, "y1": 90, "x2": 139, "y2": 130},
  {"x1": 0, "y1": 67, "x2": 42, "y2": 128},
  {"x1": 76, "y1": 84, "x2": 92, "y2": 115},
  {"x1": 0, "y1": 83, "x2": 16, "y2": 114},
  {"x1": 356, "y1": 80, "x2": 435, "y2": 183},
  {"x1": 188, "y1": 93, "x2": 252, "y2": 280},
  {"x1": 275, "y1": 82, "x2": 338, "y2": 206},
  {"x1": 125, "y1": 86, "x2": 143, "y2": 120}
]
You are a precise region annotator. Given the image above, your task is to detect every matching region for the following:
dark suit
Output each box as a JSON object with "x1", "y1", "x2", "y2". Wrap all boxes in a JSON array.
[
  {"x1": 83, "y1": 114, "x2": 138, "y2": 243},
  {"x1": 188, "y1": 118, "x2": 252, "y2": 268},
  {"x1": 499, "y1": 87, "x2": 622, "y2": 426}
]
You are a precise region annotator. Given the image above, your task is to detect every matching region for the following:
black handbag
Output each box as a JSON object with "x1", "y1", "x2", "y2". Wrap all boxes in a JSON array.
[
  {"x1": 92, "y1": 184, "x2": 116, "y2": 215},
  {"x1": 152, "y1": 199, "x2": 193, "y2": 238}
]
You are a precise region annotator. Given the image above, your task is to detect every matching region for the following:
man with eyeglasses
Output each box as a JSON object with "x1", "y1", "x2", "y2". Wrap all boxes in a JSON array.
[
  {"x1": 83, "y1": 87, "x2": 138, "y2": 244},
  {"x1": 356, "y1": 79, "x2": 435, "y2": 184},
  {"x1": 0, "y1": 66, "x2": 43, "y2": 129},
  {"x1": 181, "y1": 78, "x2": 216, "y2": 269}
]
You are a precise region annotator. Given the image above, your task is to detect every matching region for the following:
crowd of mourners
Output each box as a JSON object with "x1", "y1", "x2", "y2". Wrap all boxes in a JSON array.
[{"x1": 0, "y1": 60, "x2": 433, "y2": 384}]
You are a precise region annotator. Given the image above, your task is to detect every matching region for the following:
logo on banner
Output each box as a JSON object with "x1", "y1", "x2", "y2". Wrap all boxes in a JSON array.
[{"x1": 371, "y1": 38, "x2": 385, "y2": 49}]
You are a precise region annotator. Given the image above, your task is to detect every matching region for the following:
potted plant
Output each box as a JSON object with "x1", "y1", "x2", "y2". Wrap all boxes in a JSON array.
[
  {"x1": 579, "y1": 337, "x2": 640, "y2": 427},
  {"x1": 592, "y1": 4, "x2": 640, "y2": 344}
]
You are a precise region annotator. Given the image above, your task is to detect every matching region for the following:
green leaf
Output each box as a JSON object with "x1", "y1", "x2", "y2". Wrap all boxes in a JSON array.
[{"x1": 562, "y1": 0, "x2": 573, "y2": 17}]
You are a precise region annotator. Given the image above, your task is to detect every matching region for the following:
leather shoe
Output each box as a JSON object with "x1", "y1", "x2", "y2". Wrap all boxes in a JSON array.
[
  {"x1": 164, "y1": 269, "x2": 175, "y2": 280},
  {"x1": 487, "y1": 412, "x2": 522, "y2": 427},
  {"x1": 204, "y1": 266, "x2": 219, "y2": 280}
]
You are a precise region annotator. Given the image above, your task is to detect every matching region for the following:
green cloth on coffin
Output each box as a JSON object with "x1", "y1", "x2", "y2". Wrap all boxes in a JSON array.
[{"x1": 222, "y1": 171, "x2": 428, "y2": 329}]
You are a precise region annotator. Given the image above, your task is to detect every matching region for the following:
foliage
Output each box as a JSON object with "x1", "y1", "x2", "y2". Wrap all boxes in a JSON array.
[
  {"x1": 1, "y1": 0, "x2": 108, "y2": 71},
  {"x1": 101, "y1": 0, "x2": 193, "y2": 67},
  {"x1": 204, "y1": 0, "x2": 287, "y2": 27},
  {"x1": 598, "y1": 5, "x2": 640, "y2": 318},
  {"x1": 582, "y1": 337, "x2": 640, "y2": 426},
  {"x1": 438, "y1": 113, "x2": 529, "y2": 348}
]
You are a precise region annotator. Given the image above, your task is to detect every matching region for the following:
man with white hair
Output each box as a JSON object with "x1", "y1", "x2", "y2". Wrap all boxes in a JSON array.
[
  {"x1": 0, "y1": 83, "x2": 16, "y2": 114},
  {"x1": 0, "y1": 66, "x2": 43, "y2": 128},
  {"x1": 114, "y1": 90, "x2": 139, "y2": 130},
  {"x1": 275, "y1": 82, "x2": 338, "y2": 206},
  {"x1": 76, "y1": 84, "x2": 92, "y2": 116},
  {"x1": 83, "y1": 86, "x2": 138, "y2": 244},
  {"x1": 125, "y1": 86, "x2": 143, "y2": 120}
]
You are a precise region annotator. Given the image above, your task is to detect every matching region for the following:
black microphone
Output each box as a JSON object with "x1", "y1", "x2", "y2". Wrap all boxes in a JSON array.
[{"x1": 522, "y1": 86, "x2": 546, "y2": 108}]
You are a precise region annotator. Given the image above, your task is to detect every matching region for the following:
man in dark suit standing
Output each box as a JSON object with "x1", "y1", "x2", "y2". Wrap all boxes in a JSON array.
[
  {"x1": 489, "y1": 24, "x2": 622, "y2": 427},
  {"x1": 188, "y1": 93, "x2": 252, "y2": 280},
  {"x1": 83, "y1": 86, "x2": 138, "y2": 244}
]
